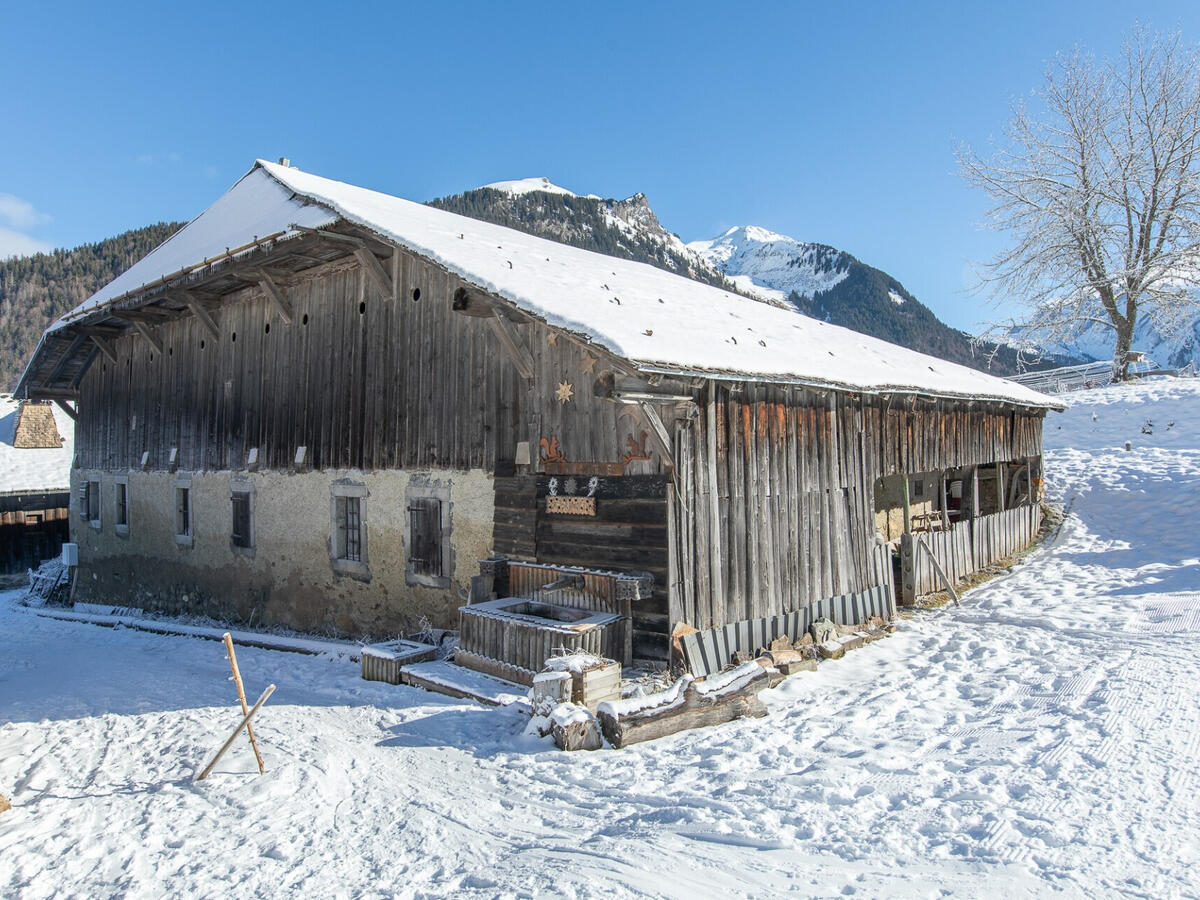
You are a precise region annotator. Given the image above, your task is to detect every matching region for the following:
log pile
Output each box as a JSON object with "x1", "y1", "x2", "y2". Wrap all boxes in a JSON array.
[{"x1": 596, "y1": 662, "x2": 770, "y2": 748}]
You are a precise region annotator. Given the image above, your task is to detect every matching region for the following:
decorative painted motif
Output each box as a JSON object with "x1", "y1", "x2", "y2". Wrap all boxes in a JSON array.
[
  {"x1": 539, "y1": 435, "x2": 567, "y2": 465},
  {"x1": 620, "y1": 430, "x2": 652, "y2": 466},
  {"x1": 555, "y1": 381, "x2": 574, "y2": 404},
  {"x1": 545, "y1": 496, "x2": 597, "y2": 516}
]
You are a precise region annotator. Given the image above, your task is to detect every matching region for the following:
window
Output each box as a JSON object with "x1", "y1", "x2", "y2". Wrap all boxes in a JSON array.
[
  {"x1": 330, "y1": 480, "x2": 369, "y2": 579},
  {"x1": 230, "y1": 479, "x2": 254, "y2": 555},
  {"x1": 336, "y1": 496, "x2": 362, "y2": 560},
  {"x1": 405, "y1": 479, "x2": 451, "y2": 588},
  {"x1": 85, "y1": 479, "x2": 101, "y2": 529},
  {"x1": 174, "y1": 474, "x2": 193, "y2": 546},
  {"x1": 114, "y1": 475, "x2": 129, "y2": 536}
]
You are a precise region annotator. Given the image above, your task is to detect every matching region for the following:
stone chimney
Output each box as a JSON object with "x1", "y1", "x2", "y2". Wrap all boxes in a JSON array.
[{"x1": 13, "y1": 401, "x2": 64, "y2": 449}]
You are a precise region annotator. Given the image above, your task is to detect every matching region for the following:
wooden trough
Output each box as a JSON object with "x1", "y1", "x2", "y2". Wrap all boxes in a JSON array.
[{"x1": 457, "y1": 597, "x2": 625, "y2": 686}]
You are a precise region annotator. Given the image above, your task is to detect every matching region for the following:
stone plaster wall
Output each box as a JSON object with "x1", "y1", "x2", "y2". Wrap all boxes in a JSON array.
[{"x1": 69, "y1": 467, "x2": 495, "y2": 638}]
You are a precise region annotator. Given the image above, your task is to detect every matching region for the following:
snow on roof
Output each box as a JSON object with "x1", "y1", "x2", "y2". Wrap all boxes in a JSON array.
[
  {"x1": 55, "y1": 168, "x2": 337, "y2": 327},
  {"x1": 53, "y1": 161, "x2": 1060, "y2": 409},
  {"x1": 480, "y1": 177, "x2": 580, "y2": 198},
  {"x1": 0, "y1": 397, "x2": 74, "y2": 494}
]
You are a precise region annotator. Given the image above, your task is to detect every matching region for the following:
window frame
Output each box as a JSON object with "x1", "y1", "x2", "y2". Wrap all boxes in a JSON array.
[
  {"x1": 329, "y1": 480, "x2": 370, "y2": 580},
  {"x1": 113, "y1": 474, "x2": 130, "y2": 537},
  {"x1": 405, "y1": 479, "x2": 452, "y2": 588},
  {"x1": 173, "y1": 473, "x2": 194, "y2": 547},
  {"x1": 230, "y1": 478, "x2": 255, "y2": 557},
  {"x1": 85, "y1": 477, "x2": 102, "y2": 530}
]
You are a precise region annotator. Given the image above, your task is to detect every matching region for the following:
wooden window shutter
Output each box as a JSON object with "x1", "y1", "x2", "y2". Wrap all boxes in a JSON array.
[{"x1": 409, "y1": 497, "x2": 442, "y2": 577}]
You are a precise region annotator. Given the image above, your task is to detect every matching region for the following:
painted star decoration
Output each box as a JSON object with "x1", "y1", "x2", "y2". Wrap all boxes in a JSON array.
[{"x1": 556, "y1": 381, "x2": 574, "y2": 404}]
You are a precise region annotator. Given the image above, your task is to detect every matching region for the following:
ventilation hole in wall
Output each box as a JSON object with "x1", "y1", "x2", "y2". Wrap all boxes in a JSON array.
[
  {"x1": 264, "y1": 322, "x2": 271, "y2": 335},
  {"x1": 168, "y1": 347, "x2": 173, "y2": 356},
  {"x1": 411, "y1": 287, "x2": 421, "y2": 302},
  {"x1": 231, "y1": 332, "x2": 237, "y2": 343},
  {"x1": 302, "y1": 313, "x2": 309, "y2": 326},
  {"x1": 359, "y1": 301, "x2": 366, "y2": 314},
  {"x1": 200, "y1": 340, "x2": 206, "y2": 350}
]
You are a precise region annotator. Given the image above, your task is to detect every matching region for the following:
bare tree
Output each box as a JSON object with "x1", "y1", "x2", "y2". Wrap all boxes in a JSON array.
[{"x1": 960, "y1": 29, "x2": 1200, "y2": 381}]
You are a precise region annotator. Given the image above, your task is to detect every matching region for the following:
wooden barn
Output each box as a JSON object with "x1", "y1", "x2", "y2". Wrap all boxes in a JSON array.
[
  {"x1": 0, "y1": 396, "x2": 73, "y2": 579},
  {"x1": 16, "y1": 160, "x2": 1061, "y2": 666}
]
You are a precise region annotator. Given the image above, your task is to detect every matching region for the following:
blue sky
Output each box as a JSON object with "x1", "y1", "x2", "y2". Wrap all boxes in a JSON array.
[{"x1": 2, "y1": 1, "x2": 1198, "y2": 332}]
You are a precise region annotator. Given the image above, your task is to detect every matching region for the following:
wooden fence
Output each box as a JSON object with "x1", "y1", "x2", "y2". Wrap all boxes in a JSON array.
[
  {"x1": 680, "y1": 583, "x2": 896, "y2": 677},
  {"x1": 904, "y1": 504, "x2": 1043, "y2": 599}
]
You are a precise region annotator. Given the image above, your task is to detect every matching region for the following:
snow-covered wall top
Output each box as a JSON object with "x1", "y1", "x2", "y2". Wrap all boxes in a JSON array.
[
  {"x1": 53, "y1": 161, "x2": 1059, "y2": 409},
  {"x1": 0, "y1": 397, "x2": 74, "y2": 494}
]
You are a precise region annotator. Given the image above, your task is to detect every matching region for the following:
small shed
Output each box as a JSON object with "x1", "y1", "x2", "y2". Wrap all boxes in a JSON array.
[{"x1": 0, "y1": 396, "x2": 74, "y2": 576}]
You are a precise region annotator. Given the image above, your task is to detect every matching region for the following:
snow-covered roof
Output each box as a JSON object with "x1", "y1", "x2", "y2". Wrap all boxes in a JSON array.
[
  {"x1": 0, "y1": 397, "x2": 74, "y2": 494},
  {"x1": 53, "y1": 161, "x2": 1060, "y2": 409}
]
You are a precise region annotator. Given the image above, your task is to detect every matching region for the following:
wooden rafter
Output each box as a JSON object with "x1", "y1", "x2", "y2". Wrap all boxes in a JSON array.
[
  {"x1": 637, "y1": 401, "x2": 675, "y2": 467},
  {"x1": 184, "y1": 298, "x2": 221, "y2": 339},
  {"x1": 488, "y1": 310, "x2": 534, "y2": 381},
  {"x1": 354, "y1": 248, "x2": 394, "y2": 299},
  {"x1": 132, "y1": 320, "x2": 164, "y2": 355},
  {"x1": 46, "y1": 333, "x2": 88, "y2": 384},
  {"x1": 257, "y1": 271, "x2": 293, "y2": 324},
  {"x1": 90, "y1": 335, "x2": 119, "y2": 365},
  {"x1": 54, "y1": 398, "x2": 77, "y2": 421}
]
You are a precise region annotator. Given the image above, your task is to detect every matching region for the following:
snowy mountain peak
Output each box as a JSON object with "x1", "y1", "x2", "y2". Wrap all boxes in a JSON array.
[
  {"x1": 688, "y1": 225, "x2": 851, "y2": 304},
  {"x1": 481, "y1": 177, "x2": 578, "y2": 198}
]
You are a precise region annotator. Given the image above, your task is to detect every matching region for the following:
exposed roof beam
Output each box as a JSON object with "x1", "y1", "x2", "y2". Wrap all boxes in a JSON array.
[
  {"x1": 184, "y1": 297, "x2": 220, "y2": 339},
  {"x1": 46, "y1": 333, "x2": 88, "y2": 384},
  {"x1": 488, "y1": 310, "x2": 534, "y2": 382},
  {"x1": 54, "y1": 398, "x2": 77, "y2": 421},
  {"x1": 90, "y1": 335, "x2": 119, "y2": 365},
  {"x1": 132, "y1": 320, "x2": 164, "y2": 355},
  {"x1": 257, "y1": 271, "x2": 293, "y2": 324},
  {"x1": 638, "y1": 401, "x2": 675, "y2": 468},
  {"x1": 354, "y1": 247, "x2": 393, "y2": 299},
  {"x1": 72, "y1": 347, "x2": 99, "y2": 389}
]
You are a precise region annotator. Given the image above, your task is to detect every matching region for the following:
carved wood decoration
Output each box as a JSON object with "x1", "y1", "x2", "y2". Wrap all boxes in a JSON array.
[{"x1": 545, "y1": 496, "x2": 597, "y2": 516}]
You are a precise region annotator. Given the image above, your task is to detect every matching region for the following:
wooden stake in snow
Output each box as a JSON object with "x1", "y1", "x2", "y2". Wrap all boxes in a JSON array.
[
  {"x1": 196, "y1": 684, "x2": 275, "y2": 782},
  {"x1": 223, "y1": 633, "x2": 266, "y2": 774}
]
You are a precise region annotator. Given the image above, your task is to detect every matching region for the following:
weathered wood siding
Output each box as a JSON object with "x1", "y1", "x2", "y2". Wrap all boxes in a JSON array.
[
  {"x1": 670, "y1": 382, "x2": 1046, "y2": 631},
  {"x1": 73, "y1": 249, "x2": 676, "y2": 477}
]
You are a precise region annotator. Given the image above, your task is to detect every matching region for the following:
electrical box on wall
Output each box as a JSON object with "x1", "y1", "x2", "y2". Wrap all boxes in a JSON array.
[{"x1": 61, "y1": 543, "x2": 79, "y2": 567}]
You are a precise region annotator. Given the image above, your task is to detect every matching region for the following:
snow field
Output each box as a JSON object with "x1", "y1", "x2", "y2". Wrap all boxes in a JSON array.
[{"x1": 2, "y1": 378, "x2": 1199, "y2": 898}]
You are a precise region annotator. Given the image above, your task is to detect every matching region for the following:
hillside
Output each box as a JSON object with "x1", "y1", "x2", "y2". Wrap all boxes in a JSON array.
[
  {"x1": 428, "y1": 180, "x2": 731, "y2": 291},
  {"x1": 434, "y1": 183, "x2": 1067, "y2": 375},
  {"x1": 0, "y1": 223, "x2": 181, "y2": 390}
]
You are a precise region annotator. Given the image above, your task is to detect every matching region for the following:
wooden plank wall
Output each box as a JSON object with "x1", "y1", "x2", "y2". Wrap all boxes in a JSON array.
[
  {"x1": 671, "y1": 381, "x2": 1046, "y2": 631},
  {"x1": 73, "y1": 248, "x2": 680, "y2": 477}
]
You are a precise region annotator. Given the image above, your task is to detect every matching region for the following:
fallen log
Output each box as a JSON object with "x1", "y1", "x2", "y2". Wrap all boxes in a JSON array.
[{"x1": 596, "y1": 662, "x2": 769, "y2": 748}]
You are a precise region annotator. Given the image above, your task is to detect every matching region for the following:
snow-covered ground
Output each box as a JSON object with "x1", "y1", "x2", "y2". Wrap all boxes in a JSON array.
[{"x1": 3, "y1": 378, "x2": 1200, "y2": 898}]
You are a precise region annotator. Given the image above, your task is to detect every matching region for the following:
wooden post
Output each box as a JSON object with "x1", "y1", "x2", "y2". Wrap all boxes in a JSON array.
[
  {"x1": 196, "y1": 684, "x2": 275, "y2": 782},
  {"x1": 705, "y1": 382, "x2": 724, "y2": 612},
  {"x1": 223, "y1": 633, "x2": 265, "y2": 774},
  {"x1": 901, "y1": 474, "x2": 912, "y2": 535},
  {"x1": 916, "y1": 536, "x2": 960, "y2": 607},
  {"x1": 997, "y1": 461, "x2": 1006, "y2": 512},
  {"x1": 900, "y1": 531, "x2": 915, "y2": 606},
  {"x1": 970, "y1": 466, "x2": 979, "y2": 518}
]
